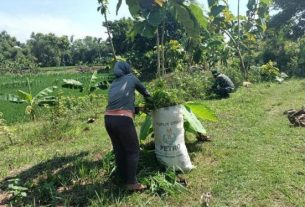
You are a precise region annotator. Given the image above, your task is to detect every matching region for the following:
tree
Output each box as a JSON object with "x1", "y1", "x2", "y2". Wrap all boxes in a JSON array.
[
  {"x1": 270, "y1": 0, "x2": 305, "y2": 39},
  {"x1": 98, "y1": 0, "x2": 117, "y2": 60},
  {"x1": 207, "y1": 0, "x2": 272, "y2": 80},
  {"x1": 28, "y1": 33, "x2": 69, "y2": 67},
  {"x1": 71, "y1": 36, "x2": 110, "y2": 65},
  {"x1": 117, "y1": 0, "x2": 208, "y2": 76},
  {"x1": 0, "y1": 31, "x2": 37, "y2": 73}
]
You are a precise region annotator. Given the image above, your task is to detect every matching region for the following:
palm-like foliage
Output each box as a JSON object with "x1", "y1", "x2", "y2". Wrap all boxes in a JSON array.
[{"x1": 62, "y1": 71, "x2": 112, "y2": 94}]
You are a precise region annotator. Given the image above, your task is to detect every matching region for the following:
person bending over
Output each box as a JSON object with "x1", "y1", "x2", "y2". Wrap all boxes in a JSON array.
[
  {"x1": 104, "y1": 61, "x2": 150, "y2": 191},
  {"x1": 211, "y1": 69, "x2": 235, "y2": 98}
]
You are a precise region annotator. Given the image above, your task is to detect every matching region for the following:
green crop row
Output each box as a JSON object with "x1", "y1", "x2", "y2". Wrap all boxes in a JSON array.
[{"x1": 0, "y1": 73, "x2": 111, "y2": 124}]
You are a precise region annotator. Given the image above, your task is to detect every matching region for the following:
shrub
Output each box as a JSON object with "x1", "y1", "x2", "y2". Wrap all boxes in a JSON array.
[
  {"x1": 248, "y1": 66, "x2": 263, "y2": 83},
  {"x1": 165, "y1": 40, "x2": 186, "y2": 72},
  {"x1": 222, "y1": 60, "x2": 243, "y2": 86},
  {"x1": 163, "y1": 70, "x2": 212, "y2": 101},
  {"x1": 260, "y1": 61, "x2": 280, "y2": 81}
]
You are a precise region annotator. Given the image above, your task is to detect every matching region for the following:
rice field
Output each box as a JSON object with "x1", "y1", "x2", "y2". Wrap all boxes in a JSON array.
[{"x1": 0, "y1": 70, "x2": 111, "y2": 123}]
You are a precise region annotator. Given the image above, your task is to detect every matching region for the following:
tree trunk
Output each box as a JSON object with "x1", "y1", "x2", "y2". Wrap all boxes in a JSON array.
[
  {"x1": 161, "y1": 21, "x2": 165, "y2": 75},
  {"x1": 102, "y1": 3, "x2": 116, "y2": 61},
  {"x1": 222, "y1": 29, "x2": 247, "y2": 80},
  {"x1": 237, "y1": 0, "x2": 240, "y2": 47},
  {"x1": 236, "y1": 0, "x2": 247, "y2": 79},
  {"x1": 156, "y1": 27, "x2": 161, "y2": 77},
  {"x1": 237, "y1": 49, "x2": 247, "y2": 80}
]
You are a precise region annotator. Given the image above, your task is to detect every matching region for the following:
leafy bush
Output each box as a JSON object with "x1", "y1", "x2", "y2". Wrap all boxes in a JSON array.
[
  {"x1": 0, "y1": 57, "x2": 38, "y2": 74},
  {"x1": 145, "y1": 70, "x2": 212, "y2": 102},
  {"x1": 139, "y1": 77, "x2": 217, "y2": 140},
  {"x1": 145, "y1": 79, "x2": 181, "y2": 110},
  {"x1": 260, "y1": 34, "x2": 305, "y2": 77},
  {"x1": 165, "y1": 40, "x2": 186, "y2": 72},
  {"x1": 222, "y1": 60, "x2": 244, "y2": 86},
  {"x1": 169, "y1": 70, "x2": 213, "y2": 101},
  {"x1": 260, "y1": 61, "x2": 280, "y2": 81}
]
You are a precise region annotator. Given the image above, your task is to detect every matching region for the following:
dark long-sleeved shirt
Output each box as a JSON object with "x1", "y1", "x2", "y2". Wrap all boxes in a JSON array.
[
  {"x1": 106, "y1": 62, "x2": 150, "y2": 113},
  {"x1": 215, "y1": 74, "x2": 235, "y2": 89}
]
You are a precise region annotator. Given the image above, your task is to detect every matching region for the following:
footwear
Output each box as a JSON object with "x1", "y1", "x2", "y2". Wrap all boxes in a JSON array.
[
  {"x1": 196, "y1": 133, "x2": 211, "y2": 142},
  {"x1": 125, "y1": 183, "x2": 147, "y2": 191}
]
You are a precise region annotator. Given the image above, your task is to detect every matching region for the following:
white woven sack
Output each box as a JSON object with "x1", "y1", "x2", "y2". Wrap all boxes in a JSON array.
[{"x1": 152, "y1": 105, "x2": 194, "y2": 171}]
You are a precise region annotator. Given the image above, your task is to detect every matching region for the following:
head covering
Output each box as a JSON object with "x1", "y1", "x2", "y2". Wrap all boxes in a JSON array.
[
  {"x1": 211, "y1": 69, "x2": 220, "y2": 77},
  {"x1": 114, "y1": 61, "x2": 131, "y2": 78}
]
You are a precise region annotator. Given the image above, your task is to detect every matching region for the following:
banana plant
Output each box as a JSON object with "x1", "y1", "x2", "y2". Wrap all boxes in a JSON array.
[
  {"x1": 0, "y1": 79, "x2": 58, "y2": 120},
  {"x1": 62, "y1": 71, "x2": 113, "y2": 94},
  {"x1": 140, "y1": 102, "x2": 217, "y2": 140}
]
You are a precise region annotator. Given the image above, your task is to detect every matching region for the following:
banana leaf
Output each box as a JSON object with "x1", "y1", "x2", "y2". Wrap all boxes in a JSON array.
[
  {"x1": 17, "y1": 90, "x2": 32, "y2": 103},
  {"x1": 116, "y1": 0, "x2": 123, "y2": 15},
  {"x1": 34, "y1": 86, "x2": 58, "y2": 100},
  {"x1": 37, "y1": 96, "x2": 58, "y2": 106},
  {"x1": 96, "y1": 81, "x2": 110, "y2": 90},
  {"x1": 184, "y1": 102, "x2": 217, "y2": 122},
  {"x1": 188, "y1": 3, "x2": 208, "y2": 29},
  {"x1": 89, "y1": 71, "x2": 98, "y2": 89},
  {"x1": 140, "y1": 114, "x2": 153, "y2": 140},
  {"x1": 0, "y1": 94, "x2": 24, "y2": 104},
  {"x1": 181, "y1": 105, "x2": 206, "y2": 135},
  {"x1": 62, "y1": 79, "x2": 83, "y2": 90}
]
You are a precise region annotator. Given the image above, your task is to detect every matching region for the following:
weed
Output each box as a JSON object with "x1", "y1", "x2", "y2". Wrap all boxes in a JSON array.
[
  {"x1": 7, "y1": 178, "x2": 28, "y2": 205},
  {"x1": 142, "y1": 168, "x2": 187, "y2": 197},
  {"x1": 0, "y1": 112, "x2": 14, "y2": 144},
  {"x1": 102, "y1": 151, "x2": 116, "y2": 177}
]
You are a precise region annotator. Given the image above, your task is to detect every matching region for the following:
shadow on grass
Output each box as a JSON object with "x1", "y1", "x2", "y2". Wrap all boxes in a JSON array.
[
  {"x1": 1, "y1": 151, "x2": 89, "y2": 183},
  {"x1": 0, "y1": 147, "x2": 165, "y2": 206},
  {"x1": 186, "y1": 140, "x2": 209, "y2": 154},
  {"x1": 0, "y1": 151, "x2": 121, "y2": 206}
]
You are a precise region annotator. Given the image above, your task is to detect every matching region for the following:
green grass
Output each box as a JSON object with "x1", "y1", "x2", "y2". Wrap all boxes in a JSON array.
[
  {"x1": 0, "y1": 72, "x2": 109, "y2": 123},
  {"x1": 1, "y1": 79, "x2": 305, "y2": 206}
]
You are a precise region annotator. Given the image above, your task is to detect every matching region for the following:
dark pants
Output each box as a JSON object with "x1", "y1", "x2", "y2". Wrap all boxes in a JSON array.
[
  {"x1": 215, "y1": 87, "x2": 234, "y2": 98},
  {"x1": 104, "y1": 115, "x2": 139, "y2": 184}
]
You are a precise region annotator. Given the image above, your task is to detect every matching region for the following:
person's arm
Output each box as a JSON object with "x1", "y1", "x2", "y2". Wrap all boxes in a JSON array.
[
  {"x1": 133, "y1": 75, "x2": 150, "y2": 97},
  {"x1": 211, "y1": 79, "x2": 218, "y2": 90},
  {"x1": 215, "y1": 76, "x2": 224, "y2": 88}
]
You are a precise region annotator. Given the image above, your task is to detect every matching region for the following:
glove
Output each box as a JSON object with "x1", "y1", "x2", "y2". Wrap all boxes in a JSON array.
[
  {"x1": 144, "y1": 96, "x2": 153, "y2": 104},
  {"x1": 135, "y1": 106, "x2": 140, "y2": 115}
]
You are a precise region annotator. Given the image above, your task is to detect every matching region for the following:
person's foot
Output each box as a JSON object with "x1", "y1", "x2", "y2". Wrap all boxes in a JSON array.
[
  {"x1": 196, "y1": 133, "x2": 211, "y2": 142},
  {"x1": 125, "y1": 183, "x2": 147, "y2": 191}
]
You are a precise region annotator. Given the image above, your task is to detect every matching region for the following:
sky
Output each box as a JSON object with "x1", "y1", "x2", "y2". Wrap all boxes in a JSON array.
[{"x1": 0, "y1": 0, "x2": 248, "y2": 43}]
